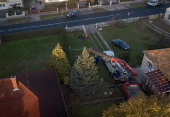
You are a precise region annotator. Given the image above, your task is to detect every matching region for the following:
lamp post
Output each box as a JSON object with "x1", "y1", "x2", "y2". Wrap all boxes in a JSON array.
[{"x1": 65, "y1": 3, "x2": 67, "y2": 11}]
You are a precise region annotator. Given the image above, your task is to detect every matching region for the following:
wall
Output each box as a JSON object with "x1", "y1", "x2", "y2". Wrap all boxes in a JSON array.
[
  {"x1": 164, "y1": 7, "x2": 170, "y2": 21},
  {"x1": 45, "y1": 0, "x2": 69, "y2": 3},
  {"x1": 0, "y1": 2, "x2": 8, "y2": 10},
  {"x1": 141, "y1": 55, "x2": 158, "y2": 73},
  {"x1": 6, "y1": 11, "x2": 25, "y2": 19}
]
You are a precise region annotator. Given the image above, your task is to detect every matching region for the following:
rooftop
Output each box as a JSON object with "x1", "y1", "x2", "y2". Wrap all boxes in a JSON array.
[
  {"x1": 122, "y1": 82, "x2": 142, "y2": 99},
  {"x1": 143, "y1": 48, "x2": 170, "y2": 81},
  {"x1": 146, "y1": 70, "x2": 170, "y2": 93},
  {"x1": 1, "y1": 68, "x2": 68, "y2": 117},
  {"x1": 0, "y1": 78, "x2": 39, "y2": 117}
]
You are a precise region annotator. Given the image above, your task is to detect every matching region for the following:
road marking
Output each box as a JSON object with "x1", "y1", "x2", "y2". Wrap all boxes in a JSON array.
[
  {"x1": 30, "y1": 26, "x2": 38, "y2": 28},
  {"x1": 0, "y1": 30, "x2": 5, "y2": 32},
  {"x1": 7, "y1": 15, "x2": 116, "y2": 31},
  {"x1": 145, "y1": 10, "x2": 150, "y2": 12}
]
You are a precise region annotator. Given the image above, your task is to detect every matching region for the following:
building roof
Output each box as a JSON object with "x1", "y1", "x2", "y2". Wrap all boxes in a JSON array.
[
  {"x1": 1, "y1": 68, "x2": 68, "y2": 117},
  {"x1": 122, "y1": 82, "x2": 142, "y2": 99},
  {"x1": 143, "y1": 48, "x2": 170, "y2": 81},
  {"x1": 0, "y1": 78, "x2": 39, "y2": 117},
  {"x1": 146, "y1": 70, "x2": 170, "y2": 93},
  {"x1": 0, "y1": 0, "x2": 7, "y2": 2}
]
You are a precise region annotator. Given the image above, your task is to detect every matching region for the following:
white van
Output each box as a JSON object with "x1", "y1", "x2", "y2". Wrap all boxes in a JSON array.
[{"x1": 147, "y1": 0, "x2": 165, "y2": 6}]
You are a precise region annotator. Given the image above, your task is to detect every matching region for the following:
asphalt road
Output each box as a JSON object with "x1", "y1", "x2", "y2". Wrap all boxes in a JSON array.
[{"x1": 0, "y1": 4, "x2": 169, "y2": 35}]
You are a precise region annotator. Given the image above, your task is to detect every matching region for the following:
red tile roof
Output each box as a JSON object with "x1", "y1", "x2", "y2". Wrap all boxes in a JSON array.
[
  {"x1": 1, "y1": 68, "x2": 68, "y2": 117},
  {"x1": 143, "y1": 48, "x2": 170, "y2": 81},
  {"x1": 146, "y1": 70, "x2": 170, "y2": 93},
  {"x1": 0, "y1": 78, "x2": 39, "y2": 117}
]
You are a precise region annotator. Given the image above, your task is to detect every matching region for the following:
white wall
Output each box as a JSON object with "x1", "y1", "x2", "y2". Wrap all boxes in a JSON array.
[
  {"x1": 141, "y1": 55, "x2": 158, "y2": 73},
  {"x1": 0, "y1": 2, "x2": 8, "y2": 10},
  {"x1": 0, "y1": 0, "x2": 23, "y2": 10},
  {"x1": 45, "y1": 0, "x2": 69, "y2": 3},
  {"x1": 164, "y1": 7, "x2": 170, "y2": 21}
]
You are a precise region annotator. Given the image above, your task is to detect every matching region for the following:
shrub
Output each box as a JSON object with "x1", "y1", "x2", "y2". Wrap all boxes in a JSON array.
[
  {"x1": 58, "y1": 2, "x2": 66, "y2": 7},
  {"x1": 8, "y1": 8, "x2": 15, "y2": 13},
  {"x1": 68, "y1": 0, "x2": 75, "y2": 5},
  {"x1": 1, "y1": 27, "x2": 63, "y2": 42},
  {"x1": 141, "y1": 35, "x2": 149, "y2": 40},
  {"x1": 64, "y1": 76, "x2": 70, "y2": 85},
  {"x1": 168, "y1": 28, "x2": 170, "y2": 32},
  {"x1": 115, "y1": 20, "x2": 127, "y2": 28},
  {"x1": 94, "y1": 0, "x2": 98, "y2": 5},
  {"x1": 118, "y1": 52, "x2": 130, "y2": 62}
]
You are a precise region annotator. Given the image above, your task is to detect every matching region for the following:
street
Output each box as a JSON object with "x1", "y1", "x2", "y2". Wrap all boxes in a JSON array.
[{"x1": 0, "y1": 3, "x2": 169, "y2": 35}]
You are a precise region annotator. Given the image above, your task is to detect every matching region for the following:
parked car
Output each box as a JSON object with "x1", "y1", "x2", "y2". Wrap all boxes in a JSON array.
[
  {"x1": 31, "y1": 6, "x2": 37, "y2": 13},
  {"x1": 66, "y1": 11, "x2": 79, "y2": 18},
  {"x1": 111, "y1": 39, "x2": 130, "y2": 50}
]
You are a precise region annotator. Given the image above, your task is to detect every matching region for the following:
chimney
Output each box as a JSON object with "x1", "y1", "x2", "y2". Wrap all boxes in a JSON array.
[{"x1": 11, "y1": 76, "x2": 19, "y2": 91}]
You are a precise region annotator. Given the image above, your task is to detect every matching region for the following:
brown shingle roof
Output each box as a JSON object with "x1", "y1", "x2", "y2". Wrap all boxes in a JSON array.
[
  {"x1": 143, "y1": 48, "x2": 170, "y2": 80},
  {"x1": 1, "y1": 68, "x2": 68, "y2": 117},
  {"x1": 0, "y1": 78, "x2": 39, "y2": 117}
]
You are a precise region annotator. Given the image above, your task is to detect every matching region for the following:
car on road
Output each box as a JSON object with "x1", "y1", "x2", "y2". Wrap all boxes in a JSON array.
[
  {"x1": 66, "y1": 11, "x2": 79, "y2": 18},
  {"x1": 31, "y1": 6, "x2": 37, "y2": 13},
  {"x1": 147, "y1": 0, "x2": 164, "y2": 6},
  {"x1": 111, "y1": 39, "x2": 130, "y2": 50}
]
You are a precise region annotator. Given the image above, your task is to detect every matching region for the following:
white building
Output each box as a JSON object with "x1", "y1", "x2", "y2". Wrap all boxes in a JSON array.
[
  {"x1": 164, "y1": 7, "x2": 170, "y2": 22},
  {"x1": 141, "y1": 48, "x2": 170, "y2": 97},
  {"x1": 0, "y1": 0, "x2": 23, "y2": 10}
]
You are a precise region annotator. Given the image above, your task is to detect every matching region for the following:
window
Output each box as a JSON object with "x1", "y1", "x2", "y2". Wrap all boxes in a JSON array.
[
  {"x1": 168, "y1": 14, "x2": 170, "y2": 19},
  {"x1": 18, "y1": 3, "x2": 21, "y2": 5},
  {"x1": 0, "y1": 4, "x2": 5, "y2": 7},
  {"x1": 146, "y1": 61, "x2": 152, "y2": 71}
]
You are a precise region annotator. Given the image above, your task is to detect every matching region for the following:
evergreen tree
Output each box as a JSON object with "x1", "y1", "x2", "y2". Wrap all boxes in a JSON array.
[
  {"x1": 70, "y1": 47, "x2": 101, "y2": 96},
  {"x1": 47, "y1": 43, "x2": 71, "y2": 82},
  {"x1": 102, "y1": 93, "x2": 170, "y2": 117}
]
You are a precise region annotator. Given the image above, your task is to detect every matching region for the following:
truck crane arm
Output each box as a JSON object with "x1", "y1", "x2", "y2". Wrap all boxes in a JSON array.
[{"x1": 88, "y1": 48, "x2": 137, "y2": 79}]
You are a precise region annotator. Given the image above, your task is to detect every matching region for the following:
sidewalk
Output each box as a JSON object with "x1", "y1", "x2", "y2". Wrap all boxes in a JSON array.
[{"x1": 28, "y1": 0, "x2": 148, "y2": 22}]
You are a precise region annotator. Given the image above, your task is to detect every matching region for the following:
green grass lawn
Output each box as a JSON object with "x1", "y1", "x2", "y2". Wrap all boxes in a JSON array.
[
  {"x1": 40, "y1": 12, "x2": 69, "y2": 20},
  {"x1": 128, "y1": 2, "x2": 147, "y2": 8},
  {"x1": 69, "y1": 101, "x2": 123, "y2": 117},
  {"x1": 99, "y1": 22, "x2": 159, "y2": 67},
  {"x1": 92, "y1": 8, "x2": 107, "y2": 13},
  {"x1": 7, "y1": 17, "x2": 30, "y2": 24},
  {"x1": 0, "y1": 34, "x2": 60, "y2": 77}
]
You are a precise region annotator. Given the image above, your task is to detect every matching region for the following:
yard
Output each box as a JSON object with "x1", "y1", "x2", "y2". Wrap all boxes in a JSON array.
[
  {"x1": 99, "y1": 22, "x2": 160, "y2": 67},
  {"x1": 0, "y1": 20, "x2": 160, "y2": 117}
]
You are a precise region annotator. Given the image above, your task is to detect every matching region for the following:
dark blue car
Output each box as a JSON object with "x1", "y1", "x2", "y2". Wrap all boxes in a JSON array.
[{"x1": 111, "y1": 39, "x2": 130, "y2": 50}]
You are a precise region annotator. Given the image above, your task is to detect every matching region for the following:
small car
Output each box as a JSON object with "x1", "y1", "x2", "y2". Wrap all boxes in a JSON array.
[
  {"x1": 66, "y1": 11, "x2": 79, "y2": 18},
  {"x1": 31, "y1": 6, "x2": 37, "y2": 13},
  {"x1": 111, "y1": 39, "x2": 130, "y2": 50}
]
